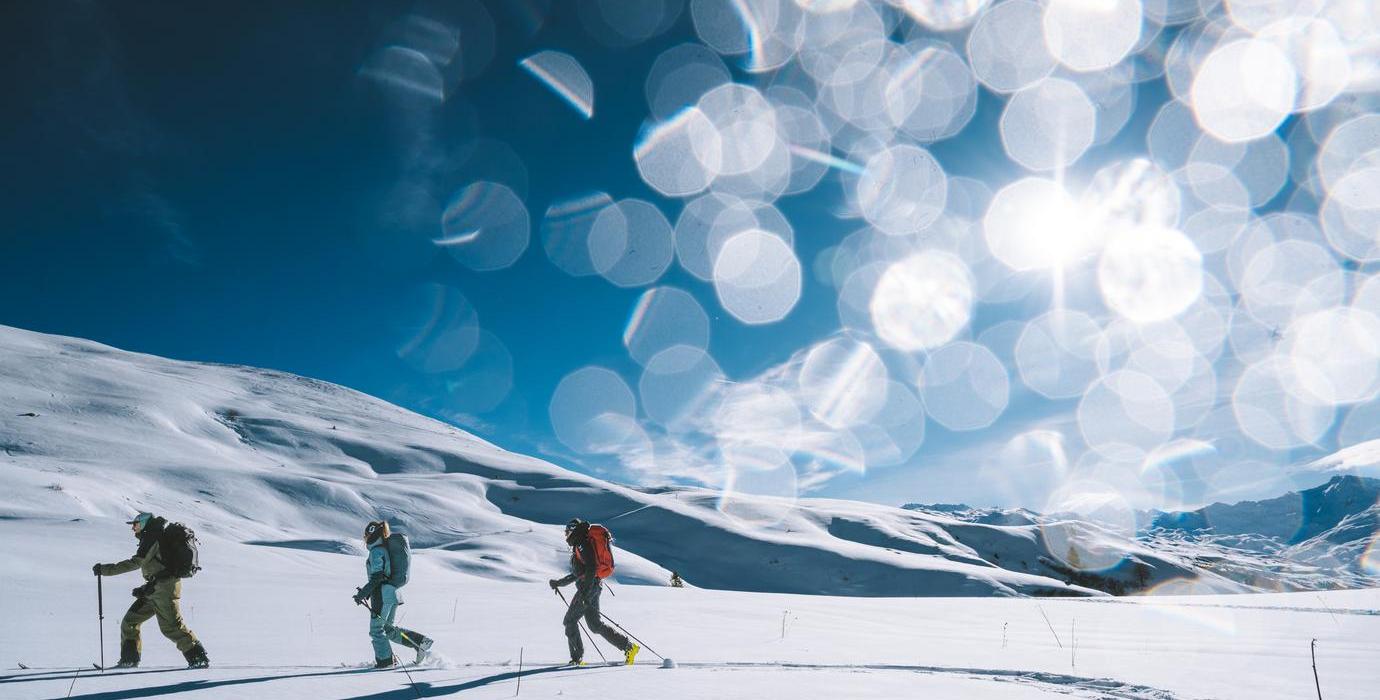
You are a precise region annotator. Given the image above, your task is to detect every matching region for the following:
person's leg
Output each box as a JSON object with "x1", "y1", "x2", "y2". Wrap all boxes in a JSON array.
[
  {"x1": 118, "y1": 596, "x2": 156, "y2": 664},
  {"x1": 370, "y1": 598, "x2": 395, "y2": 661},
  {"x1": 561, "y1": 593, "x2": 586, "y2": 661},
  {"x1": 581, "y1": 585, "x2": 630, "y2": 651},
  {"x1": 385, "y1": 623, "x2": 430, "y2": 651},
  {"x1": 151, "y1": 580, "x2": 200, "y2": 653}
]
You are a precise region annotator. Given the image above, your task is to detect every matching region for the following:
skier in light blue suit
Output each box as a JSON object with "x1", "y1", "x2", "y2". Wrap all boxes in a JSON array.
[{"x1": 352, "y1": 520, "x2": 433, "y2": 668}]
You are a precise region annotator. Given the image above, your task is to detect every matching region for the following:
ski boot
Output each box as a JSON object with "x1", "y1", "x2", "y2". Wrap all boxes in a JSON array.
[
  {"x1": 374, "y1": 655, "x2": 399, "y2": 669},
  {"x1": 565, "y1": 658, "x2": 585, "y2": 667},
  {"x1": 413, "y1": 637, "x2": 434, "y2": 665},
  {"x1": 114, "y1": 640, "x2": 140, "y2": 669},
  {"x1": 624, "y1": 643, "x2": 640, "y2": 666},
  {"x1": 184, "y1": 643, "x2": 210, "y2": 669}
]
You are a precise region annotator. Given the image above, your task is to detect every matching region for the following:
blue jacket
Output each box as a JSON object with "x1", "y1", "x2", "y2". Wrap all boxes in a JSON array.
[{"x1": 362, "y1": 541, "x2": 401, "y2": 609}]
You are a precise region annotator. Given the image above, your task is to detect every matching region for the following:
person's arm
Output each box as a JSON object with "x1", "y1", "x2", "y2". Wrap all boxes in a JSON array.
[
  {"x1": 96, "y1": 554, "x2": 143, "y2": 577},
  {"x1": 550, "y1": 548, "x2": 583, "y2": 588},
  {"x1": 357, "y1": 548, "x2": 389, "y2": 599}
]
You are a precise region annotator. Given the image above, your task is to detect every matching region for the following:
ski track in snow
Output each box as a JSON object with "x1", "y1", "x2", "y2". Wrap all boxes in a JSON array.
[
  {"x1": 670, "y1": 662, "x2": 1180, "y2": 698},
  {"x1": 0, "y1": 661, "x2": 1182, "y2": 700}
]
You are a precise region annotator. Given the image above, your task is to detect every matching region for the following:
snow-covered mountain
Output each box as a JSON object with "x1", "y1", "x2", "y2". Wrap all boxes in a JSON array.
[
  {"x1": 1147, "y1": 475, "x2": 1380, "y2": 587},
  {"x1": 6, "y1": 323, "x2": 1373, "y2": 598},
  {"x1": 907, "y1": 475, "x2": 1380, "y2": 593},
  {"x1": 0, "y1": 324, "x2": 1098, "y2": 597},
  {"x1": 1150, "y1": 475, "x2": 1380, "y2": 543}
]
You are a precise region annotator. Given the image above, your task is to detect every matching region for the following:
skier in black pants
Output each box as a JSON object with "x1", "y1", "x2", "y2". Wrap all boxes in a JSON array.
[{"x1": 549, "y1": 518, "x2": 638, "y2": 666}]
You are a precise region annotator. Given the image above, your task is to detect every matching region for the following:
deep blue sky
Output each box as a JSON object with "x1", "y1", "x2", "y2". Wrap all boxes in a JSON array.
[
  {"x1": 0, "y1": 1, "x2": 861, "y2": 481},
  {"x1": 0, "y1": 1, "x2": 1336, "y2": 510}
]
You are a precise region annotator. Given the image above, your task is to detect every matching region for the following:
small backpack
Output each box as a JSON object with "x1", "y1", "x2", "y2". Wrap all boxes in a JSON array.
[
  {"x1": 586, "y1": 524, "x2": 615, "y2": 579},
  {"x1": 385, "y1": 533, "x2": 411, "y2": 587},
  {"x1": 159, "y1": 522, "x2": 201, "y2": 579}
]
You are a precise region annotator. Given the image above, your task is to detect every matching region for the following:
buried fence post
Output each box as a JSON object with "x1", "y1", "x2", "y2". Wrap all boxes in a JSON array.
[
  {"x1": 515, "y1": 646, "x2": 523, "y2": 697},
  {"x1": 1071, "y1": 619, "x2": 1076, "y2": 669}
]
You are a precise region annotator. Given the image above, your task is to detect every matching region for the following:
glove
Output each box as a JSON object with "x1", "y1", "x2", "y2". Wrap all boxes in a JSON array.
[
  {"x1": 132, "y1": 582, "x2": 153, "y2": 598},
  {"x1": 352, "y1": 588, "x2": 367, "y2": 606},
  {"x1": 548, "y1": 579, "x2": 561, "y2": 590},
  {"x1": 93, "y1": 564, "x2": 103, "y2": 576}
]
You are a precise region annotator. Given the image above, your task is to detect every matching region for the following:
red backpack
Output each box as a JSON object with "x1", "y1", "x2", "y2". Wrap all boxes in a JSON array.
[{"x1": 584, "y1": 524, "x2": 615, "y2": 579}]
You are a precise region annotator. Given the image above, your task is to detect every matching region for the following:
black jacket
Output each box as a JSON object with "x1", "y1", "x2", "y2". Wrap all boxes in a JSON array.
[
  {"x1": 134, "y1": 517, "x2": 168, "y2": 560},
  {"x1": 554, "y1": 538, "x2": 598, "y2": 588}
]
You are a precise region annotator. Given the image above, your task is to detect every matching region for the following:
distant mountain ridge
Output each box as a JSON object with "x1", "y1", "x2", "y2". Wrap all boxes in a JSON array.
[
  {"x1": 906, "y1": 475, "x2": 1380, "y2": 591},
  {"x1": 1151, "y1": 475, "x2": 1380, "y2": 544}
]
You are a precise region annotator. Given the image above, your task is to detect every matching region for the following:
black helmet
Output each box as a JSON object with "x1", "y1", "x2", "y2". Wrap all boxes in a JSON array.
[
  {"x1": 564, "y1": 518, "x2": 588, "y2": 544},
  {"x1": 364, "y1": 520, "x2": 390, "y2": 545}
]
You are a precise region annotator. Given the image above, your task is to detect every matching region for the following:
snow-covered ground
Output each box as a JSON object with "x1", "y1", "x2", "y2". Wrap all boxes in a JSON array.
[
  {"x1": 5, "y1": 517, "x2": 1379, "y2": 699},
  {"x1": 4, "y1": 324, "x2": 1379, "y2": 697}
]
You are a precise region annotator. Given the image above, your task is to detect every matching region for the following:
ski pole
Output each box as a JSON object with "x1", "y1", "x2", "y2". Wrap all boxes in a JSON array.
[
  {"x1": 594, "y1": 609, "x2": 663, "y2": 661},
  {"x1": 97, "y1": 574, "x2": 105, "y2": 671},
  {"x1": 554, "y1": 588, "x2": 607, "y2": 664}
]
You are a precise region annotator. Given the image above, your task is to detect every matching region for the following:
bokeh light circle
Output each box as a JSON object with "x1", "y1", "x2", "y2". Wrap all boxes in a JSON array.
[
  {"x1": 1000, "y1": 78, "x2": 1097, "y2": 172},
  {"x1": 439, "y1": 181, "x2": 531, "y2": 271},
  {"x1": 1078, "y1": 369, "x2": 1175, "y2": 458},
  {"x1": 588, "y1": 199, "x2": 676, "y2": 287},
  {"x1": 712, "y1": 228, "x2": 803, "y2": 325},
  {"x1": 869, "y1": 251, "x2": 975, "y2": 352},
  {"x1": 1098, "y1": 226, "x2": 1204, "y2": 323},
  {"x1": 624, "y1": 286, "x2": 712, "y2": 366},
  {"x1": 1016, "y1": 309, "x2": 1106, "y2": 399},
  {"x1": 919, "y1": 341, "x2": 1011, "y2": 431},
  {"x1": 549, "y1": 366, "x2": 638, "y2": 454},
  {"x1": 1042, "y1": 0, "x2": 1143, "y2": 73},
  {"x1": 967, "y1": 0, "x2": 1057, "y2": 93},
  {"x1": 856, "y1": 144, "x2": 948, "y2": 235},
  {"x1": 1189, "y1": 38, "x2": 1297, "y2": 143},
  {"x1": 798, "y1": 336, "x2": 890, "y2": 428}
]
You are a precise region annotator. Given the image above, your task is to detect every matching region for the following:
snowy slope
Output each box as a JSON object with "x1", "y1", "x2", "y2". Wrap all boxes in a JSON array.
[
  {"x1": 1, "y1": 323, "x2": 1140, "y2": 598},
  {"x1": 4, "y1": 517, "x2": 1379, "y2": 700}
]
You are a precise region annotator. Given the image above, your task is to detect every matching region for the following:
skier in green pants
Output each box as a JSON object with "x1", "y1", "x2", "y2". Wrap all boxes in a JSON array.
[{"x1": 93, "y1": 512, "x2": 209, "y2": 669}]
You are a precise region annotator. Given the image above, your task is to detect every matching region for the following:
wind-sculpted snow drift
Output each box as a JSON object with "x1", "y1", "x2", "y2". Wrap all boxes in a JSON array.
[{"x1": 0, "y1": 324, "x2": 1261, "y2": 596}]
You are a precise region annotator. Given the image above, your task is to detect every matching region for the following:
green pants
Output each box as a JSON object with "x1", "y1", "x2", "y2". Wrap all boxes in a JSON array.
[{"x1": 120, "y1": 579, "x2": 199, "y2": 654}]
